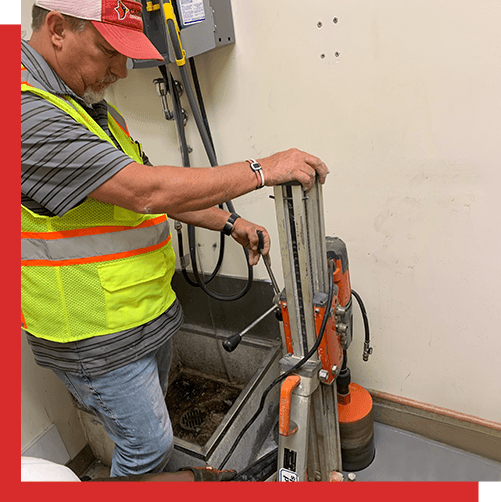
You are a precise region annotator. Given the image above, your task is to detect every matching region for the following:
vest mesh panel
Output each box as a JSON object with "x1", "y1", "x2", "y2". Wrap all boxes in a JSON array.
[{"x1": 22, "y1": 78, "x2": 177, "y2": 342}]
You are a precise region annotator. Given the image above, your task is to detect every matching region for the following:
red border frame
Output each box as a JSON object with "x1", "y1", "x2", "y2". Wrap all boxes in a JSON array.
[{"x1": 11, "y1": 6, "x2": 482, "y2": 500}]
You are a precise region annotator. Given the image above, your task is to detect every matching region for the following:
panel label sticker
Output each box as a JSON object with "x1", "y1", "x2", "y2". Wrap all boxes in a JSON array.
[{"x1": 178, "y1": 0, "x2": 206, "y2": 26}]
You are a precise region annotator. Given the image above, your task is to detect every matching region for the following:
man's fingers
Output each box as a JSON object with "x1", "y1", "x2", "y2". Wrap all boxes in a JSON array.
[
  {"x1": 304, "y1": 156, "x2": 322, "y2": 168},
  {"x1": 297, "y1": 166, "x2": 317, "y2": 189},
  {"x1": 304, "y1": 156, "x2": 329, "y2": 184},
  {"x1": 248, "y1": 249, "x2": 260, "y2": 266}
]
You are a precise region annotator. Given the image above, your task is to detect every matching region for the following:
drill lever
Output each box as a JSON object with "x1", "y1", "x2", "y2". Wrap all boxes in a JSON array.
[
  {"x1": 222, "y1": 305, "x2": 278, "y2": 352},
  {"x1": 257, "y1": 230, "x2": 280, "y2": 295},
  {"x1": 222, "y1": 231, "x2": 281, "y2": 353}
]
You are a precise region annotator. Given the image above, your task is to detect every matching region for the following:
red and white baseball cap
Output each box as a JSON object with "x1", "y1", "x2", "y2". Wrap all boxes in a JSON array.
[{"x1": 35, "y1": 0, "x2": 164, "y2": 61}]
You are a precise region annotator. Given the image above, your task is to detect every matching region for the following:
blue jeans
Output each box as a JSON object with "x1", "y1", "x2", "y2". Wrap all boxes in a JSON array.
[{"x1": 53, "y1": 338, "x2": 174, "y2": 477}]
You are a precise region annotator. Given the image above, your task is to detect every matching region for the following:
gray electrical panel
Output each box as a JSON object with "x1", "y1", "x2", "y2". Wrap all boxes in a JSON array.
[{"x1": 132, "y1": 0, "x2": 235, "y2": 69}]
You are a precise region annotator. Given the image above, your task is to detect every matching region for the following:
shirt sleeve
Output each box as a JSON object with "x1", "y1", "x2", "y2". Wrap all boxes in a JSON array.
[{"x1": 21, "y1": 92, "x2": 135, "y2": 217}]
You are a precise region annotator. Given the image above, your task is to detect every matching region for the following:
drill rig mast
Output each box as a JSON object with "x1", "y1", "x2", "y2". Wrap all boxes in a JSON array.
[{"x1": 274, "y1": 180, "x2": 353, "y2": 482}]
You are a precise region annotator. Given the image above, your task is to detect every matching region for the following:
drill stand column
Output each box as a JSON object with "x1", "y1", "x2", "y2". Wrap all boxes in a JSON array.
[{"x1": 273, "y1": 180, "x2": 343, "y2": 482}]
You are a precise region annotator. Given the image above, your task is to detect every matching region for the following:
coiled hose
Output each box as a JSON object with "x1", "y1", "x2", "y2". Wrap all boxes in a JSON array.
[{"x1": 165, "y1": 18, "x2": 254, "y2": 300}]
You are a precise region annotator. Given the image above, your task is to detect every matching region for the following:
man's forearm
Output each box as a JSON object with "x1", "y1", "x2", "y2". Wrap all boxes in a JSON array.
[
  {"x1": 170, "y1": 206, "x2": 271, "y2": 263},
  {"x1": 90, "y1": 162, "x2": 257, "y2": 216},
  {"x1": 169, "y1": 206, "x2": 230, "y2": 232},
  {"x1": 88, "y1": 149, "x2": 329, "y2": 216}
]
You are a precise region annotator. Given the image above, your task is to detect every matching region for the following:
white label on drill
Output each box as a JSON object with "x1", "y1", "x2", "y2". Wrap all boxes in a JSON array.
[
  {"x1": 279, "y1": 468, "x2": 299, "y2": 482},
  {"x1": 178, "y1": 0, "x2": 206, "y2": 27}
]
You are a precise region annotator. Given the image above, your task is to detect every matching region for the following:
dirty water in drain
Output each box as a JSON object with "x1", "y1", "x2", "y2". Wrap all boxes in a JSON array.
[{"x1": 165, "y1": 368, "x2": 245, "y2": 447}]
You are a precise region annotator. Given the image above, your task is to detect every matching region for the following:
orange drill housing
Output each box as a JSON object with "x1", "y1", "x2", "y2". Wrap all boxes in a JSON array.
[
  {"x1": 313, "y1": 287, "x2": 341, "y2": 385},
  {"x1": 279, "y1": 237, "x2": 353, "y2": 385}
]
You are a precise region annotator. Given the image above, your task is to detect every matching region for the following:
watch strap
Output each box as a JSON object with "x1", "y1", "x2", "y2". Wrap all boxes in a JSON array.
[{"x1": 222, "y1": 212, "x2": 240, "y2": 236}]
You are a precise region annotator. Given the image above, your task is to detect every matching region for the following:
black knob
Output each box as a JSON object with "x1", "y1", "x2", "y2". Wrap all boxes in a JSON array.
[{"x1": 222, "y1": 334, "x2": 242, "y2": 352}]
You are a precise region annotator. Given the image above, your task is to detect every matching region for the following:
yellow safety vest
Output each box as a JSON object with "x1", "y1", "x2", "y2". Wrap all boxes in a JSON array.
[{"x1": 21, "y1": 65, "x2": 177, "y2": 342}]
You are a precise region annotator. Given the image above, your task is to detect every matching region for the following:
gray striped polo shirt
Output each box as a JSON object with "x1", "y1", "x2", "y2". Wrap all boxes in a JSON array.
[{"x1": 21, "y1": 39, "x2": 183, "y2": 377}]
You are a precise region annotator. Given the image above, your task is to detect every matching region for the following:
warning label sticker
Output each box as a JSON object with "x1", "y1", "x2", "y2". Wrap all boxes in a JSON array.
[
  {"x1": 279, "y1": 468, "x2": 299, "y2": 482},
  {"x1": 178, "y1": 0, "x2": 206, "y2": 26}
]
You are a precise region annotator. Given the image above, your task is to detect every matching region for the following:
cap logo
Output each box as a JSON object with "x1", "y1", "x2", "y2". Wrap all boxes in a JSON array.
[
  {"x1": 101, "y1": 0, "x2": 143, "y2": 30},
  {"x1": 51, "y1": 0, "x2": 160, "y2": 60},
  {"x1": 115, "y1": 0, "x2": 130, "y2": 20}
]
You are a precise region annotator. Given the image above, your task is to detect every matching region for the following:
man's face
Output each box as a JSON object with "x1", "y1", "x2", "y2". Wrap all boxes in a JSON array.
[{"x1": 58, "y1": 20, "x2": 128, "y2": 104}]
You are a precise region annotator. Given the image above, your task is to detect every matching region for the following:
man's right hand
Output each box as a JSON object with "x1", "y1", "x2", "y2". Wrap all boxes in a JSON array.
[
  {"x1": 90, "y1": 466, "x2": 237, "y2": 482},
  {"x1": 259, "y1": 148, "x2": 330, "y2": 190},
  {"x1": 179, "y1": 466, "x2": 237, "y2": 481}
]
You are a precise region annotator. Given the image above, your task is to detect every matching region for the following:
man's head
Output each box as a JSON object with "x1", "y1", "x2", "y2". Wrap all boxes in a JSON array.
[{"x1": 30, "y1": 1, "x2": 163, "y2": 104}]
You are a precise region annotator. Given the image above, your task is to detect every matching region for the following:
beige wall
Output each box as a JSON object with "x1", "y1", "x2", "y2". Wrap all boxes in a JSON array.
[
  {"x1": 21, "y1": 0, "x2": 501, "y2": 457},
  {"x1": 109, "y1": 0, "x2": 501, "y2": 423}
]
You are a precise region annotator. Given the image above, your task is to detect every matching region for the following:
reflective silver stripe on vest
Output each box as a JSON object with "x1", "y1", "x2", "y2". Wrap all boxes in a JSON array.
[
  {"x1": 107, "y1": 105, "x2": 128, "y2": 134},
  {"x1": 21, "y1": 219, "x2": 170, "y2": 262}
]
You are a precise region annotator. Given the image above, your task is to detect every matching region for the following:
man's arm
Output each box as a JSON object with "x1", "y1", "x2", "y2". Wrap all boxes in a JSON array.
[
  {"x1": 170, "y1": 206, "x2": 271, "y2": 266},
  {"x1": 88, "y1": 149, "x2": 329, "y2": 216}
]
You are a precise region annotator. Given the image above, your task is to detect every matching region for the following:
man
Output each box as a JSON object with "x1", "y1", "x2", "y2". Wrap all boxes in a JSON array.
[{"x1": 21, "y1": 0, "x2": 329, "y2": 480}]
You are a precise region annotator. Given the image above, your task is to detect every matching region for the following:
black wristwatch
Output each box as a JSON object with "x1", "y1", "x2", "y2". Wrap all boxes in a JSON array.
[{"x1": 222, "y1": 213, "x2": 240, "y2": 236}]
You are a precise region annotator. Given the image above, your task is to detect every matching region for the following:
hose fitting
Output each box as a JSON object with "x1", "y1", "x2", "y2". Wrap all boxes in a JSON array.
[
  {"x1": 153, "y1": 78, "x2": 174, "y2": 120},
  {"x1": 363, "y1": 341, "x2": 373, "y2": 362}
]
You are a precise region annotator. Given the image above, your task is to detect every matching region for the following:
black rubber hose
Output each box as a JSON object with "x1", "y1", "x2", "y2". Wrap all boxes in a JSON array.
[
  {"x1": 165, "y1": 18, "x2": 254, "y2": 301},
  {"x1": 177, "y1": 219, "x2": 225, "y2": 288},
  {"x1": 218, "y1": 259, "x2": 336, "y2": 470},
  {"x1": 175, "y1": 64, "x2": 250, "y2": 300},
  {"x1": 166, "y1": 69, "x2": 190, "y2": 167},
  {"x1": 188, "y1": 223, "x2": 253, "y2": 301},
  {"x1": 351, "y1": 289, "x2": 370, "y2": 345},
  {"x1": 158, "y1": 64, "x2": 171, "y2": 93},
  {"x1": 189, "y1": 57, "x2": 216, "y2": 156},
  {"x1": 180, "y1": 220, "x2": 226, "y2": 287},
  {"x1": 160, "y1": 66, "x2": 227, "y2": 286},
  {"x1": 167, "y1": 19, "x2": 218, "y2": 167}
]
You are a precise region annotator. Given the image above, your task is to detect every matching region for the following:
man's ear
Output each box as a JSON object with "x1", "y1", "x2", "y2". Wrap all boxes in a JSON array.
[{"x1": 45, "y1": 11, "x2": 67, "y2": 49}]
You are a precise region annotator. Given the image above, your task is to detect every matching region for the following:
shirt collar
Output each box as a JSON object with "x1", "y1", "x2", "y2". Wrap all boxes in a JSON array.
[{"x1": 21, "y1": 39, "x2": 89, "y2": 107}]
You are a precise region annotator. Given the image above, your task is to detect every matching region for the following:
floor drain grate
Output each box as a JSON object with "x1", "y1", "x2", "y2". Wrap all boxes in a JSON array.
[{"x1": 180, "y1": 408, "x2": 205, "y2": 432}]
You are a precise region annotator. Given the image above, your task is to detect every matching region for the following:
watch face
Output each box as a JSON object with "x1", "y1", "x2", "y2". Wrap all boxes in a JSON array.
[{"x1": 247, "y1": 159, "x2": 261, "y2": 171}]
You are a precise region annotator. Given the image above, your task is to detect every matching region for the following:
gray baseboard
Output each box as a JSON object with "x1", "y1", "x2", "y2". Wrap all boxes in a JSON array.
[{"x1": 369, "y1": 390, "x2": 501, "y2": 463}]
